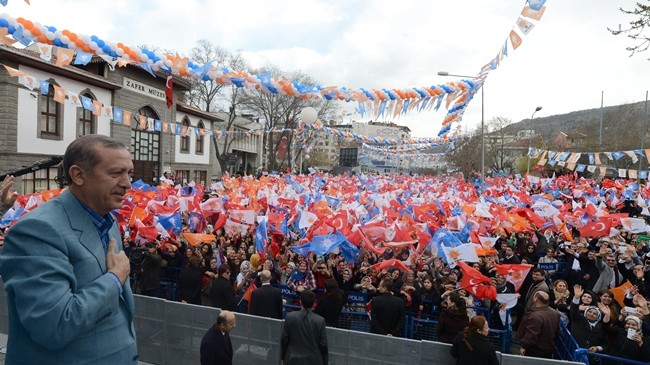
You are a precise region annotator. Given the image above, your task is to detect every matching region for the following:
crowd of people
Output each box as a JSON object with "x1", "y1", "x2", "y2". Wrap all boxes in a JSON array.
[
  {"x1": 3, "y1": 141, "x2": 650, "y2": 364},
  {"x1": 109, "y1": 184, "x2": 650, "y2": 363}
]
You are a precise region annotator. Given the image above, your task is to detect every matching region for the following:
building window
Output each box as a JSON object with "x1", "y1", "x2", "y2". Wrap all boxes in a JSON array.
[
  {"x1": 77, "y1": 91, "x2": 96, "y2": 136},
  {"x1": 193, "y1": 170, "x2": 207, "y2": 186},
  {"x1": 130, "y1": 106, "x2": 161, "y2": 184},
  {"x1": 39, "y1": 81, "x2": 62, "y2": 139},
  {"x1": 21, "y1": 167, "x2": 58, "y2": 194},
  {"x1": 196, "y1": 121, "x2": 205, "y2": 154},
  {"x1": 181, "y1": 118, "x2": 190, "y2": 153},
  {"x1": 175, "y1": 169, "x2": 190, "y2": 185}
]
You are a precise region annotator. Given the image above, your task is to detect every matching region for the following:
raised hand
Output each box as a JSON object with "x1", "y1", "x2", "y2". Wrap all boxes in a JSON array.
[
  {"x1": 598, "y1": 302, "x2": 611, "y2": 317},
  {"x1": 635, "y1": 294, "x2": 648, "y2": 310},
  {"x1": 573, "y1": 284, "x2": 583, "y2": 299},
  {"x1": 0, "y1": 175, "x2": 18, "y2": 208}
]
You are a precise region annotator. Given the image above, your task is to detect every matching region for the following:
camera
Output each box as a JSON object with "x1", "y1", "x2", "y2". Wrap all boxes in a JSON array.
[{"x1": 129, "y1": 246, "x2": 149, "y2": 270}]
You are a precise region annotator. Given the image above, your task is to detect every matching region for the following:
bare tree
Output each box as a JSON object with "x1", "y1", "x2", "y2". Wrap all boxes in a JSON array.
[
  {"x1": 238, "y1": 67, "x2": 338, "y2": 171},
  {"x1": 302, "y1": 149, "x2": 330, "y2": 170},
  {"x1": 445, "y1": 129, "x2": 481, "y2": 179},
  {"x1": 186, "y1": 40, "x2": 247, "y2": 112},
  {"x1": 484, "y1": 116, "x2": 515, "y2": 174},
  {"x1": 608, "y1": 3, "x2": 650, "y2": 58},
  {"x1": 181, "y1": 40, "x2": 257, "y2": 174},
  {"x1": 211, "y1": 87, "x2": 253, "y2": 174}
]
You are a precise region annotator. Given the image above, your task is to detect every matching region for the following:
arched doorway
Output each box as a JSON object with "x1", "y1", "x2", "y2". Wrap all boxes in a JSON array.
[{"x1": 130, "y1": 106, "x2": 160, "y2": 184}]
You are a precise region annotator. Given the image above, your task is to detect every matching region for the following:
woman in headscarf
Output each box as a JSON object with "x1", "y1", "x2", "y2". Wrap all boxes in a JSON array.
[
  {"x1": 573, "y1": 284, "x2": 599, "y2": 312},
  {"x1": 287, "y1": 259, "x2": 316, "y2": 293},
  {"x1": 570, "y1": 284, "x2": 609, "y2": 354},
  {"x1": 235, "y1": 260, "x2": 254, "y2": 312},
  {"x1": 602, "y1": 312, "x2": 650, "y2": 364},
  {"x1": 450, "y1": 315, "x2": 499, "y2": 365}
]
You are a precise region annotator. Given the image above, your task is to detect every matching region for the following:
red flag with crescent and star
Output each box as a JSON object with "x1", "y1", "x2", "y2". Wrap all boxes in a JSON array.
[
  {"x1": 579, "y1": 219, "x2": 611, "y2": 238},
  {"x1": 457, "y1": 261, "x2": 496, "y2": 300}
]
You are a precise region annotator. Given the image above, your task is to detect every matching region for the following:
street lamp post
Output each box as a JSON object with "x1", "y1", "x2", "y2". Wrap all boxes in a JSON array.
[
  {"x1": 526, "y1": 106, "x2": 543, "y2": 175},
  {"x1": 437, "y1": 71, "x2": 484, "y2": 193}
]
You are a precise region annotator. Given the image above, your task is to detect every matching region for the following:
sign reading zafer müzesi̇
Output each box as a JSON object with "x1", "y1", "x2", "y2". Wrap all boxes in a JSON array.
[{"x1": 122, "y1": 77, "x2": 166, "y2": 101}]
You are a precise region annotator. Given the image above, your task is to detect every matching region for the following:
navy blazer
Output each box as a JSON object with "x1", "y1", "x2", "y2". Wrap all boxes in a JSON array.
[
  {"x1": 200, "y1": 325, "x2": 233, "y2": 365},
  {"x1": 0, "y1": 189, "x2": 137, "y2": 364},
  {"x1": 249, "y1": 284, "x2": 283, "y2": 319}
]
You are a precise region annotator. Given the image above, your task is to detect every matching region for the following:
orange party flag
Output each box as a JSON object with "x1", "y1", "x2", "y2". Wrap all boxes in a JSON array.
[{"x1": 610, "y1": 281, "x2": 633, "y2": 308}]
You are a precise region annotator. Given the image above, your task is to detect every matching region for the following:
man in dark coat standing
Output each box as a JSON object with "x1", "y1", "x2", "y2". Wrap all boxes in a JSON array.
[
  {"x1": 211, "y1": 263, "x2": 236, "y2": 311},
  {"x1": 281, "y1": 290, "x2": 328, "y2": 365},
  {"x1": 249, "y1": 269, "x2": 284, "y2": 319},
  {"x1": 370, "y1": 278, "x2": 406, "y2": 337},
  {"x1": 200, "y1": 310, "x2": 236, "y2": 365}
]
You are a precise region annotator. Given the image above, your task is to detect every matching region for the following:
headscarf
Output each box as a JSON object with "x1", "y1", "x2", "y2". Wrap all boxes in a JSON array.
[
  {"x1": 240, "y1": 260, "x2": 251, "y2": 272},
  {"x1": 584, "y1": 306, "x2": 602, "y2": 325},
  {"x1": 625, "y1": 315, "x2": 642, "y2": 329}
]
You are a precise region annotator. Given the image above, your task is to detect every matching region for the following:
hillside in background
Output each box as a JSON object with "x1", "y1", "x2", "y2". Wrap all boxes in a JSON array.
[{"x1": 503, "y1": 101, "x2": 648, "y2": 152}]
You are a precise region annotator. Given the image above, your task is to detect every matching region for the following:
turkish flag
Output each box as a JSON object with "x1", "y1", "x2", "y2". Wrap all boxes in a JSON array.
[
  {"x1": 457, "y1": 261, "x2": 496, "y2": 300},
  {"x1": 579, "y1": 219, "x2": 611, "y2": 238},
  {"x1": 136, "y1": 225, "x2": 160, "y2": 241},
  {"x1": 165, "y1": 75, "x2": 173, "y2": 108},
  {"x1": 213, "y1": 213, "x2": 227, "y2": 230},
  {"x1": 359, "y1": 221, "x2": 387, "y2": 243},
  {"x1": 371, "y1": 259, "x2": 410, "y2": 273},
  {"x1": 242, "y1": 282, "x2": 257, "y2": 304},
  {"x1": 324, "y1": 211, "x2": 349, "y2": 232}
]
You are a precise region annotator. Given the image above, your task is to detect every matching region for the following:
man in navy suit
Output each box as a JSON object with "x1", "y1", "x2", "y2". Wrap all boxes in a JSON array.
[
  {"x1": 200, "y1": 310, "x2": 236, "y2": 365},
  {"x1": 0, "y1": 135, "x2": 137, "y2": 364},
  {"x1": 249, "y1": 269, "x2": 284, "y2": 319},
  {"x1": 370, "y1": 278, "x2": 406, "y2": 337}
]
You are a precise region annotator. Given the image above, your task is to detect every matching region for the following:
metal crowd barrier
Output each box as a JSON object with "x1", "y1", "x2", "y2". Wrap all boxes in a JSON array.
[
  {"x1": 574, "y1": 349, "x2": 650, "y2": 365},
  {"x1": 0, "y1": 278, "x2": 586, "y2": 365},
  {"x1": 554, "y1": 320, "x2": 580, "y2": 361}
]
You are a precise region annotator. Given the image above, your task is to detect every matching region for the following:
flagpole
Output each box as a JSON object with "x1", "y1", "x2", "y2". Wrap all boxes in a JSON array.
[
  {"x1": 639, "y1": 91, "x2": 648, "y2": 191},
  {"x1": 599, "y1": 91, "x2": 604, "y2": 152},
  {"x1": 162, "y1": 105, "x2": 167, "y2": 181}
]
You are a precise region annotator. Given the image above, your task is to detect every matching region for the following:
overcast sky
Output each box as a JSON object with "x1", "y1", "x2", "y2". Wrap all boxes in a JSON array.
[{"x1": 5, "y1": 0, "x2": 650, "y2": 137}]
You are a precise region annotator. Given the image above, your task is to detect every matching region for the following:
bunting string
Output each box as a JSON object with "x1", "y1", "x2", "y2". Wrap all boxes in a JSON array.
[
  {"x1": 0, "y1": 0, "x2": 548, "y2": 138},
  {"x1": 2, "y1": 62, "x2": 458, "y2": 150},
  {"x1": 439, "y1": 0, "x2": 548, "y2": 137},
  {"x1": 530, "y1": 146, "x2": 650, "y2": 179}
]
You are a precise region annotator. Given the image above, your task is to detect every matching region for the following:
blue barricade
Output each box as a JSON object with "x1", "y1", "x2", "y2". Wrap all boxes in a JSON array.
[
  {"x1": 574, "y1": 348, "x2": 650, "y2": 365},
  {"x1": 554, "y1": 320, "x2": 579, "y2": 361}
]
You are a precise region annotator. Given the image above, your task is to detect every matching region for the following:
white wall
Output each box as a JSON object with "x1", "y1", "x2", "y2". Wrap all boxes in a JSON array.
[
  {"x1": 16, "y1": 65, "x2": 112, "y2": 155},
  {"x1": 173, "y1": 111, "x2": 211, "y2": 165}
]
